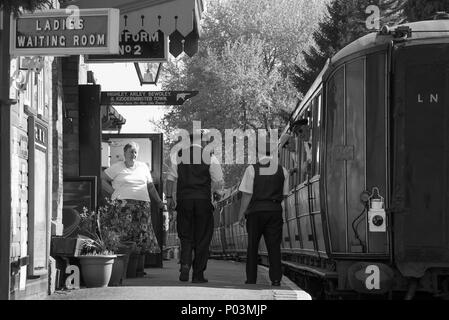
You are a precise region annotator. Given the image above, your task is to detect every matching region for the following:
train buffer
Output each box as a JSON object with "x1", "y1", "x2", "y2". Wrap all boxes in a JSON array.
[{"x1": 47, "y1": 259, "x2": 311, "y2": 300}]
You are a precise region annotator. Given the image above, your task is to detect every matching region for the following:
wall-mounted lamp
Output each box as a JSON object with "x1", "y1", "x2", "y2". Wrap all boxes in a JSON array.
[{"x1": 134, "y1": 62, "x2": 162, "y2": 86}]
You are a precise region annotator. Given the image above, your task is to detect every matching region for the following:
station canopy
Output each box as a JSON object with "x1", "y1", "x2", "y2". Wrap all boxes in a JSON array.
[{"x1": 63, "y1": 0, "x2": 204, "y2": 57}]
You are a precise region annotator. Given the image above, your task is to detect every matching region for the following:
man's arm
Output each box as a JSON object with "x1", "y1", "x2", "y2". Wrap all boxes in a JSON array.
[
  {"x1": 210, "y1": 154, "x2": 224, "y2": 192},
  {"x1": 166, "y1": 179, "x2": 175, "y2": 199},
  {"x1": 165, "y1": 154, "x2": 178, "y2": 210},
  {"x1": 238, "y1": 192, "x2": 252, "y2": 226},
  {"x1": 165, "y1": 178, "x2": 177, "y2": 221},
  {"x1": 282, "y1": 167, "x2": 290, "y2": 209},
  {"x1": 237, "y1": 165, "x2": 254, "y2": 226}
]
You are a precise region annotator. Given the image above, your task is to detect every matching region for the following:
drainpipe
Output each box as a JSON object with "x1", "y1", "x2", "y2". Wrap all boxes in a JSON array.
[{"x1": 0, "y1": 9, "x2": 12, "y2": 300}]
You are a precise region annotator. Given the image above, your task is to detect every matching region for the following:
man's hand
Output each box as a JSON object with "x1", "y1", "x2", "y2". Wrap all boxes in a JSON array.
[
  {"x1": 167, "y1": 198, "x2": 177, "y2": 211},
  {"x1": 239, "y1": 214, "x2": 246, "y2": 227},
  {"x1": 157, "y1": 200, "x2": 165, "y2": 210},
  {"x1": 169, "y1": 210, "x2": 177, "y2": 222}
]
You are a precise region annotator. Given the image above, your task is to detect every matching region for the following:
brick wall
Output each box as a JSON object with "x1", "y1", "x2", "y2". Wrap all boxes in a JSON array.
[
  {"x1": 8, "y1": 55, "x2": 62, "y2": 299},
  {"x1": 10, "y1": 81, "x2": 30, "y2": 296}
]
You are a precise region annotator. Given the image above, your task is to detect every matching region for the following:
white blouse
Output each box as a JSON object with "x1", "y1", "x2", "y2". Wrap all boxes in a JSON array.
[{"x1": 104, "y1": 161, "x2": 153, "y2": 202}]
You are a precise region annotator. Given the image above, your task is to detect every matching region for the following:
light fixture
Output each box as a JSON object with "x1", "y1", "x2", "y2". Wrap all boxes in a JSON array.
[
  {"x1": 368, "y1": 187, "x2": 386, "y2": 233},
  {"x1": 134, "y1": 62, "x2": 162, "y2": 86}
]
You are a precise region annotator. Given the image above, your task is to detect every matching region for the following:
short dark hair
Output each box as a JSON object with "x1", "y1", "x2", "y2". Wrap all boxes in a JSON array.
[{"x1": 291, "y1": 118, "x2": 308, "y2": 128}]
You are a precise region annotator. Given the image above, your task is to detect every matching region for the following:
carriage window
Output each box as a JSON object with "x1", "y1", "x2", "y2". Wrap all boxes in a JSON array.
[
  {"x1": 289, "y1": 142, "x2": 298, "y2": 189},
  {"x1": 312, "y1": 94, "x2": 322, "y2": 176},
  {"x1": 280, "y1": 146, "x2": 286, "y2": 168},
  {"x1": 300, "y1": 107, "x2": 312, "y2": 182},
  {"x1": 281, "y1": 143, "x2": 297, "y2": 191}
]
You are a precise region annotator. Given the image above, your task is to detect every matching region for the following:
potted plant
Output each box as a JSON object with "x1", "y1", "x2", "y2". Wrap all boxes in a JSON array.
[
  {"x1": 95, "y1": 198, "x2": 136, "y2": 282},
  {"x1": 78, "y1": 208, "x2": 117, "y2": 288},
  {"x1": 93, "y1": 198, "x2": 159, "y2": 279}
]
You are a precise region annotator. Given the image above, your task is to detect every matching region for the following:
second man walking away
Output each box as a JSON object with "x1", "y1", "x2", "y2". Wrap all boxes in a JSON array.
[{"x1": 166, "y1": 133, "x2": 224, "y2": 283}]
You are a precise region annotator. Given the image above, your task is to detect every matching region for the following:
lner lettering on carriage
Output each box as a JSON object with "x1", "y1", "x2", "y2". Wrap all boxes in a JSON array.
[{"x1": 417, "y1": 93, "x2": 439, "y2": 103}]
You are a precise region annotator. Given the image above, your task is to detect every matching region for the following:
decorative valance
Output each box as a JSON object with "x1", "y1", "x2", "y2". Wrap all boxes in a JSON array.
[{"x1": 64, "y1": 0, "x2": 203, "y2": 58}]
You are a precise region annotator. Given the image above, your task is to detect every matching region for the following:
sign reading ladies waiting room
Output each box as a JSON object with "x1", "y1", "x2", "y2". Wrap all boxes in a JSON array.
[{"x1": 10, "y1": 8, "x2": 120, "y2": 56}]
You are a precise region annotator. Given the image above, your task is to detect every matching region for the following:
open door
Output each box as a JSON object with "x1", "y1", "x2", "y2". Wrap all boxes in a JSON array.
[{"x1": 102, "y1": 133, "x2": 164, "y2": 268}]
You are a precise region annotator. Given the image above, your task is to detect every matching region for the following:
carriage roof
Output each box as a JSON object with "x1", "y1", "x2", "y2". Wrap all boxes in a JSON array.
[
  {"x1": 282, "y1": 19, "x2": 449, "y2": 138},
  {"x1": 332, "y1": 19, "x2": 449, "y2": 63}
]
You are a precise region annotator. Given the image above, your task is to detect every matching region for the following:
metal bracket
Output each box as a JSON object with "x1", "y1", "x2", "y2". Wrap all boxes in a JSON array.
[{"x1": 10, "y1": 256, "x2": 29, "y2": 271}]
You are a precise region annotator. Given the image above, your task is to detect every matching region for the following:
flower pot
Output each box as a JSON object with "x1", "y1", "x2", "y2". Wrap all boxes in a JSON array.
[
  {"x1": 79, "y1": 255, "x2": 116, "y2": 288},
  {"x1": 136, "y1": 254, "x2": 146, "y2": 277},
  {"x1": 127, "y1": 253, "x2": 140, "y2": 278},
  {"x1": 108, "y1": 254, "x2": 126, "y2": 286},
  {"x1": 117, "y1": 241, "x2": 136, "y2": 280}
]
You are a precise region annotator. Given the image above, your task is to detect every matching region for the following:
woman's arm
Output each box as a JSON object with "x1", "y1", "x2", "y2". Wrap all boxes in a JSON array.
[
  {"x1": 101, "y1": 171, "x2": 115, "y2": 195},
  {"x1": 147, "y1": 182, "x2": 164, "y2": 209}
]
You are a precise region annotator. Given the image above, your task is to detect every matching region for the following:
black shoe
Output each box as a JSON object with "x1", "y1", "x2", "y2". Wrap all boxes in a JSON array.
[
  {"x1": 192, "y1": 273, "x2": 208, "y2": 283},
  {"x1": 271, "y1": 280, "x2": 281, "y2": 286},
  {"x1": 179, "y1": 265, "x2": 190, "y2": 282},
  {"x1": 192, "y1": 277, "x2": 208, "y2": 283}
]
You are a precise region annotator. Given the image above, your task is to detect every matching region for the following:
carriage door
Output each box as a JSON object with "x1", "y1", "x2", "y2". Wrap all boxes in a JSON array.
[
  {"x1": 325, "y1": 54, "x2": 389, "y2": 255},
  {"x1": 392, "y1": 44, "x2": 449, "y2": 275}
]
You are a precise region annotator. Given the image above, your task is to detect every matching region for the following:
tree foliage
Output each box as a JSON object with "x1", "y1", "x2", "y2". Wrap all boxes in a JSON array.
[
  {"x1": 291, "y1": 0, "x2": 404, "y2": 95},
  {"x1": 159, "y1": 0, "x2": 328, "y2": 186},
  {"x1": 402, "y1": 0, "x2": 449, "y2": 21},
  {"x1": 291, "y1": 0, "x2": 449, "y2": 96},
  {"x1": 0, "y1": 0, "x2": 53, "y2": 16}
]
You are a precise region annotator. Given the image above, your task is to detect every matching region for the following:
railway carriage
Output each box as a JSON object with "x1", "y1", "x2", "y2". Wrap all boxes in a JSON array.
[{"x1": 211, "y1": 18, "x2": 449, "y2": 299}]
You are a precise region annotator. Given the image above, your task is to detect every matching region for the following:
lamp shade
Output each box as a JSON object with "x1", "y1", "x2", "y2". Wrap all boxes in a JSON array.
[{"x1": 134, "y1": 62, "x2": 162, "y2": 85}]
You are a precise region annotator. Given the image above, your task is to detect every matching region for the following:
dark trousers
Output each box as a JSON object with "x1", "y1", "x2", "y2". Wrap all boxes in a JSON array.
[
  {"x1": 246, "y1": 210, "x2": 283, "y2": 283},
  {"x1": 176, "y1": 199, "x2": 214, "y2": 277}
]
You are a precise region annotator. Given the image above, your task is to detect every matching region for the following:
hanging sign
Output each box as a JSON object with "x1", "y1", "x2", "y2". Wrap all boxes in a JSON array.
[
  {"x1": 75, "y1": 0, "x2": 203, "y2": 61},
  {"x1": 85, "y1": 15, "x2": 168, "y2": 62},
  {"x1": 101, "y1": 91, "x2": 199, "y2": 106},
  {"x1": 10, "y1": 8, "x2": 120, "y2": 56}
]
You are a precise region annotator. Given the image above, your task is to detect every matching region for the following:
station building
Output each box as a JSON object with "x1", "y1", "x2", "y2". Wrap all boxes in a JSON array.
[{"x1": 0, "y1": 0, "x2": 203, "y2": 300}]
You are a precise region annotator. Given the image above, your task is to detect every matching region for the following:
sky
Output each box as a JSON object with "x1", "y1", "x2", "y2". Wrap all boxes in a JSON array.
[{"x1": 86, "y1": 62, "x2": 169, "y2": 134}]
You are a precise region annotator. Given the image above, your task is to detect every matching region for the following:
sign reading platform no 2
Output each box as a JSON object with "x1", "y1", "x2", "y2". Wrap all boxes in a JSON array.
[{"x1": 101, "y1": 91, "x2": 199, "y2": 106}]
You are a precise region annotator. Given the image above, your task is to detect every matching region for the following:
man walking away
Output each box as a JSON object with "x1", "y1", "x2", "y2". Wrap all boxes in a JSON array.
[
  {"x1": 238, "y1": 141, "x2": 289, "y2": 286},
  {"x1": 166, "y1": 133, "x2": 224, "y2": 283}
]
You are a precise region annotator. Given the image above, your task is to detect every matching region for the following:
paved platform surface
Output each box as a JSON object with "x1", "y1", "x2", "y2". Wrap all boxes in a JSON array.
[{"x1": 48, "y1": 259, "x2": 311, "y2": 300}]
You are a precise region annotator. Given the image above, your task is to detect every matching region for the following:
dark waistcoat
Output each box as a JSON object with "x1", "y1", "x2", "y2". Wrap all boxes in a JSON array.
[
  {"x1": 177, "y1": 146, "x2": 211, "y2": 200},
  {"x1": 247, "y1": 162, "x2": 284, "y2": 214}
]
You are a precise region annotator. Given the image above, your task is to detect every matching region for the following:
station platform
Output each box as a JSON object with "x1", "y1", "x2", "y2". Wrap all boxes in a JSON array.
[{"x1": 48, "y1": 258, "x2": 311, "y2": 300}]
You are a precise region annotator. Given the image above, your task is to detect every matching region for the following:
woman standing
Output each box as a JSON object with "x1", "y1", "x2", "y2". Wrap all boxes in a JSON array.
[{"x1": 101, "y1": 141, "x2": 163, "y2": 253}]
